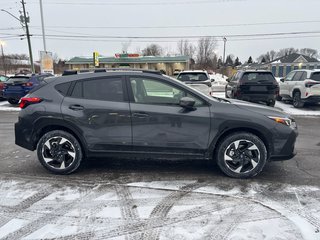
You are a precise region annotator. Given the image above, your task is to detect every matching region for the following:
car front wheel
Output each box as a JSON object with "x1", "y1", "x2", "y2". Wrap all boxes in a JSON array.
[
  {"x1": 215, "y1": 132, "x2": 267, "y2": 178},
  {"x1": 37, "y1": 130, "x2": 83, "y2": 174}
]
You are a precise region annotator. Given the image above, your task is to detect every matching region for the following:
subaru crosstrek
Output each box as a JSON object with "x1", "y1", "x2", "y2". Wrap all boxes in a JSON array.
[{"x1": 15, "y1": 69, "x2": 298, "y2": 178}]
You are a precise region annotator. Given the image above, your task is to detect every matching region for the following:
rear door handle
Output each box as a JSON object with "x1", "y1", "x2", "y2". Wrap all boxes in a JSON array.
[
  {"x1": 69, "y1": 104, "x2": 84, "y2": 111},
  {"x1": 132, "y1": 112, "x2": 149, "y2": 118}
]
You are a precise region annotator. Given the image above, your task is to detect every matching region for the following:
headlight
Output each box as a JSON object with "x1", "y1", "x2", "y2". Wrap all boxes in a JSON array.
[{"x1": 268, "y1": 116, "x2": 297, "y2": 128}]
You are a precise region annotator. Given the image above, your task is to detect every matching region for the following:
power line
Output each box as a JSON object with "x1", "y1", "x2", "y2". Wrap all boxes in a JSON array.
[
  {"x1": 27, "y1": 30, "x2": 320, "y2": 39},
  {"x1": 29, "y1": 20, "x2": 320, "y2": 30},
  {"x1": 28, "y1": 0, "x2": 245, "y2": 6}
]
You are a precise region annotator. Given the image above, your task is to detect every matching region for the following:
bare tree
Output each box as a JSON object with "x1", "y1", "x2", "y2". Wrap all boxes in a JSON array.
[
  {"x1": 177, "y1": 39, "x2": 196, "y2": 58},
  {"x1": 142, "y1": 44, "x2": 163, "y2": 56},
  {"x1": 196, "y1": 37, "x2": 218, "y2": 68},
  {"x1": 299, "y1": 48, "x2": 319, "y2": 58},
  {"x1": 121, "y1": 41, "x2": 132, "y2": 53},
  {"x1": 277, "y1": 48, "x2": 298, "y2": 58}
]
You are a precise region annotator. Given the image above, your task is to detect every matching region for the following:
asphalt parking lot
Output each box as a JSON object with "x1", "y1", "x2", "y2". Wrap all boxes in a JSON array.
[{"x1": 0, "y1": 109, "x2": 320, "y2": 239}]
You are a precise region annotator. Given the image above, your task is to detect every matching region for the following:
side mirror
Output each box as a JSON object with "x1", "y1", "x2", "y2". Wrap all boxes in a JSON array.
[
  {"x1": 226, "y1": 78, "x2": 231, "y2": 82},
  {"x1": 179, "y1": 97, "x2": 196, "y2": 109},
  {"x1": 211, "y1": 78, "x2": 215, "y2": 82},
  {"x1": 280, "y1": 78, "x2": 285, "y2": 82}
]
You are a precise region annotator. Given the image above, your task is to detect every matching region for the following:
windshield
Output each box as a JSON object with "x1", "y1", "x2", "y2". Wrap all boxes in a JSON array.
[
  {"x1": 177, "y1": 72, "x2": 209, "y2": 81},
  {"x1": 311, "y1": 72, "x2": 320, "y2": 81}
]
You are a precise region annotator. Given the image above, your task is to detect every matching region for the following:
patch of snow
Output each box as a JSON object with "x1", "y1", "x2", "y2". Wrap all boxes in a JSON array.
[
  {"x1": 127, "y1": 180, "x2": 197, "y2": 191},
  {"x1": 0, "y1": 219, "x2": 29, "y2": 238},
  {"x1": 96, "y1": 206, "x2": 122, "y2": 218},
  {"x1": 44, "y1": 188, "x2": 81, "y2": 201},
  {"x1": 24, "y1": 224, "x2": 84, "y2": 239}
]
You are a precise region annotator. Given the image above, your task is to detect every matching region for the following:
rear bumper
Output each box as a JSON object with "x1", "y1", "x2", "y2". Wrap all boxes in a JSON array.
[
  {"x1": 3, "y1": 90, "x2": 28, "y2": 100},
  {"x1": 238, "y1": 93, "x2": 276, "y2": 102},
  {"x1": 303, "y1": 95, "x2": 320, "y2": 103},
  {"x1": 15, "y1": 119, "x2": 35, "y2": 151}
]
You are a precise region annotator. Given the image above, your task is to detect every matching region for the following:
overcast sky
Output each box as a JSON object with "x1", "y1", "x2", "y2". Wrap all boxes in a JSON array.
[{"x1": 1, "y1": 0, "x2": 320, "y2": 62}]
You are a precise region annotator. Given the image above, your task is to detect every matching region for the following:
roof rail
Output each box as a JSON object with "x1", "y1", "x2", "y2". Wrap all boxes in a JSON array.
[{"x1": 62, "y1": 68, "x2": 161, "y2": 76}]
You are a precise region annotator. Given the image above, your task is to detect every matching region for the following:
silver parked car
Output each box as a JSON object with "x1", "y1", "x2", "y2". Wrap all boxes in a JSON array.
[{"x1": 278, "y1": 69, "x2": 320, "y2": 108}]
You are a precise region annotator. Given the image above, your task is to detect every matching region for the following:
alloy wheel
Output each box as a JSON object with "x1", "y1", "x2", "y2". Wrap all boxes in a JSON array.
[
  {"x1": 224, "y1": 139, "x2": 260, "y2": 174},
  {"x1": 42, "y1": 136, "x2": 76, "y2": 170}
]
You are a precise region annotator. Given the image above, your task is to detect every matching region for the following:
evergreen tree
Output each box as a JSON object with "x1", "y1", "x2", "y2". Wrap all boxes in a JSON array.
[
  {"x1": 234, "y1": 57, "x2": 241, "y2": 66},
  {"x1": 248, "y1": 56, "x2": 253, "y2": 64}
]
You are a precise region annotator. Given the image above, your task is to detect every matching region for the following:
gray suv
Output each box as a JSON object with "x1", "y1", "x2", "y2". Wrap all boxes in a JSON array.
[
  {"x1": 15, "y1": 69, "x2": 298, "y2": 178},
  {"x1": 278, "y1": 70, "x2": 320, "y2": 108}
]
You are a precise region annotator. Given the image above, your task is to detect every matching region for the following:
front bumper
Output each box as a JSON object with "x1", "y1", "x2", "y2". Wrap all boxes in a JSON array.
[{"x1": 270, "y1": 128, "x2": 298, "y2": 161}]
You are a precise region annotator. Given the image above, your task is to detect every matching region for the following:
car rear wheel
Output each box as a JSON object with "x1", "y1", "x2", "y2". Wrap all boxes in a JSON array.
[
  {"x1": 8, "y1": 98, "x2": 19, "y2": 105},
  {"x1": 37, "y1": 130, "x2": 83, "y2": 174},
  {"x1": 293, "y1": 91, "x2": 304, "y2": 108},
  {"x1": 215, "y1": 132, "x2": 267, "y2": 178}
]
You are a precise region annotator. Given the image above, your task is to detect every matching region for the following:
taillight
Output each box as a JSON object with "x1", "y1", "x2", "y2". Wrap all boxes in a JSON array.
[
  {"x1": 22, "y1": 82, "x2": 33, "y2": 87},
  {"x1": 305, "y1": 81, "x2": 319, "y2": 88},
  {"x1": 19, "y1": 97, "x2": 42, "y2": 109}
]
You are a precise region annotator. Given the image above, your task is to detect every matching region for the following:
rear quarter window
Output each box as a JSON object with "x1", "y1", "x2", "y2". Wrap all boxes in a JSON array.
[{"x1": 55, "y1": 82, "x2": 72, "y2": 96}]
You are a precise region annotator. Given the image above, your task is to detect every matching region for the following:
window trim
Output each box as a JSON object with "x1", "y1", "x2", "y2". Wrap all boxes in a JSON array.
[{"x1": 125, "y1": 75, "x2": 209, "y2": 107}]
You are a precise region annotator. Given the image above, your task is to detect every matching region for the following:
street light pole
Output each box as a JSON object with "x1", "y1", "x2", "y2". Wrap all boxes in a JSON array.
[
  {"x1": 39, "y1": 0, "x2": 47, "y2": 52},
  {"x1": 0, "y1": 41, "x2": 7, "y2": 75},
  {"x1": 223, "y1": 37, "x2": 227, "y2": 64},
  {"x1": 21, "y1": 0, "x2": 35, "y2": 73}
]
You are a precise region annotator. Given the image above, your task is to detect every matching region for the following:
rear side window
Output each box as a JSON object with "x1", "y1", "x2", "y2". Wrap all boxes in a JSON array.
[
  {"x1": 311, "y1": 72, "x2": 320, "y2": 81},
  {"x1": 292, "y1": 72, "x2": 304, "y2": 81},
  {"x1": 55, "y1": 82, "x2": 71, "y2": 96},
  {"x1": 83, "y1": 78, "x2": 123, "y2": 102},
  {"x1": 241, "y1": 72, "x2": 275, "y2": 82}
]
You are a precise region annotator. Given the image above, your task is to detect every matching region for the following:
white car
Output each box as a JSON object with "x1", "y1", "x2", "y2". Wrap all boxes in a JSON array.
[
  {"x1": 177, "y1": 70, "x2": 213, "y2": 87},
  {"x1": 278, "y1": 69, "x2": 320, "y2": 108},
  {"x1": 187, "y1": 83, "x2": 212, "y2": 96}
]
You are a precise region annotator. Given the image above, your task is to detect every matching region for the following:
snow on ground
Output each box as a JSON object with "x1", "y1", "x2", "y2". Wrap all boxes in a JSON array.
[
  {"x1": 0, "y1": 178, "x2": 319, "y2": 239},
  {"x1": 211, "y1": 92, "x2": 320, "y2": 116},
  {"x1": 0, "y1": 100, "x2": 20, "y2": 112}
]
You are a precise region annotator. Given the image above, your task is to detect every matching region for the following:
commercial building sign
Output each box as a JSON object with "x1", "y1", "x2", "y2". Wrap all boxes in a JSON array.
[
  {"x1": 40, "y1": 51, "x2": 54, "y2": 74},
  {"x1": 93, "y1": 51, "x2": 99, "y2": 67},
  {"x1": 115, "y1": 53, "x2": 140, "y2": 58}
]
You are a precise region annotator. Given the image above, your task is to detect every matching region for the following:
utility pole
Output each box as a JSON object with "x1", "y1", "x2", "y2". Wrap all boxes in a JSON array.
[
  {"x1": 21, "y1": 0, "x2": 35, "y2": 73},
  {"x1": 223, "y1": 37, "x2": 227, "y2": 64},
  {"x1": 39, "y1": 0, "x2": 46, "y2": 51},
  {"x1": 0, "y1": 41, "x2": 6, "y2": 75}
]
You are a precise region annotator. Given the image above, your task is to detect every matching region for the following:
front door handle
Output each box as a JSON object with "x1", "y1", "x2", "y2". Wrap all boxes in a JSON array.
[
  {"x1": 69, "y1": 104, "x2": 84, "y2": 111},
  {"x1": 132, "y1": 112, "x2": 149, "y2": 118}
]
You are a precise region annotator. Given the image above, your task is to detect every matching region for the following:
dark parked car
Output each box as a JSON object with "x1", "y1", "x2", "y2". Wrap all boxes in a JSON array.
[
  {"x1": 3, "y1": 74, "x2": 52, "y2": 104},
  {"x1": 15, "y1": 69, "x2": 298, "y2": 178},
  {"x1": 0, "y1": 75, "x2": 9, "y2": 99},
  {"x1": 225, "y1": 70, "x2": 279, "y2": 107}
]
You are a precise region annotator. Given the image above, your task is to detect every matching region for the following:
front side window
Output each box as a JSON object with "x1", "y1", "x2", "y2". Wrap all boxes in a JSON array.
[
  {"x1": 130, "y1": 77, "x2": 204, "y2": 107},
  {"x1": 300, "y1": 72, "x2": 307, "y2": 81},
  {"x1": 285, "y1": 71, "x2": 296, "y2": 81}
]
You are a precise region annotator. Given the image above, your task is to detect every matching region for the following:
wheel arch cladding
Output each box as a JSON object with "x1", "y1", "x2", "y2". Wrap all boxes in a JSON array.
[
  {"x1": 210, "y1": 127, "x2": 272, "y2": 161},
  {"x1": 33, "y1": 119, "x2": 87, "y2": 157}
]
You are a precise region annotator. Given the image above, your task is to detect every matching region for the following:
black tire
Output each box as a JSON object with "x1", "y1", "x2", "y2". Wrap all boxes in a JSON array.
[
  {"x1": 37, "y1": 130, "x2": 83, "y2": 174},
  {"x1": 276, "y1": 95, "x2": 282, "y2": 101},
  {"x1": 293, "y1": 91, "x2": 304, "y2": 108},
  {"x1": 8, "y1": 98, "x2": 19, "y2": 105},
  {"x1": 267, "y1": 100, "x2": 275, "y2": 107},
  {"x1": 215, "y1": 132, "x2": 267, "y2": 178}
]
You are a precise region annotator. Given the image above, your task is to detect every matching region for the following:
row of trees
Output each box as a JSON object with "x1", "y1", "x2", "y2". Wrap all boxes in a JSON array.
[
  {"x1": 139, "y1": 38, "x2": 242, "y2": 70},
  {"x1": 257, "y1": 48, "x2": 319, "y2": 63}
]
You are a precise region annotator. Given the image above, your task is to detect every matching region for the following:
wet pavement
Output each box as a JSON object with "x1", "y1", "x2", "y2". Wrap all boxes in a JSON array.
[{"x1": 0, "y1": 111, "x2": 320, "y2": 239}]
